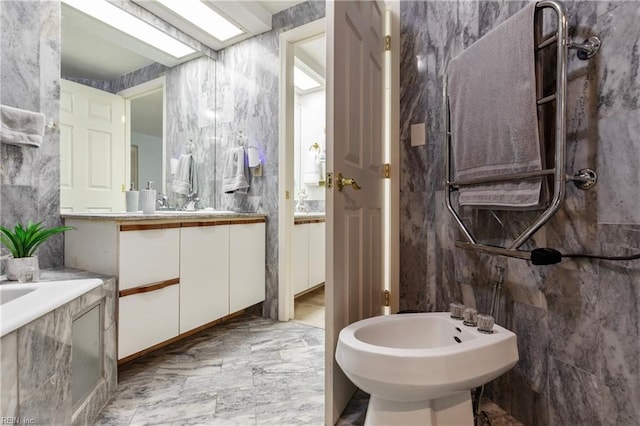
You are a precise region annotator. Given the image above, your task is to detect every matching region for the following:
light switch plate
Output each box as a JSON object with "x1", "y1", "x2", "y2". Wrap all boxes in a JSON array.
[{"x1": 411, "y1": 123, "x2": 426, "y2": 147}]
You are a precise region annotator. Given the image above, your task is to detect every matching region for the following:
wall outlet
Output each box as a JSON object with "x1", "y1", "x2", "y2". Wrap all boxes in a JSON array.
[{"x1": 411, "y1": 123, "x2": 426, "y2": 147}]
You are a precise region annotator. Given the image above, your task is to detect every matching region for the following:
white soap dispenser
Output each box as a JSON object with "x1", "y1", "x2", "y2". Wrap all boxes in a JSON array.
[
  {"x1": 141, "y1": 181, "x2": 157, "y2": 214},
  {"x1": 125, "y1": 183, "x2": 139, "y2": 212}
]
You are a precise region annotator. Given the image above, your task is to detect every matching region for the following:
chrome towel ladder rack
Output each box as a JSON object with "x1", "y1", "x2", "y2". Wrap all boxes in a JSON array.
[{"x1": 444, "y1": 0, "x2": 601, "y2": 260}]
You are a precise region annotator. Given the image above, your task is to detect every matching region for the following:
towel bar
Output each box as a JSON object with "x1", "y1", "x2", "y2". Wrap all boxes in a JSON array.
[{"x1": 444, "y1": 0, "x2": 600, "y2": 259}]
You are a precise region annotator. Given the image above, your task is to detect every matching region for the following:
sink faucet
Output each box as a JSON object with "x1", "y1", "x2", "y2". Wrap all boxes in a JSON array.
[
  {"x1": 156, "y1": 193, "x2": 169, "y2": 209},
  {"x1": 181, "y1": 192, "x2": 200, "y2": 211}
]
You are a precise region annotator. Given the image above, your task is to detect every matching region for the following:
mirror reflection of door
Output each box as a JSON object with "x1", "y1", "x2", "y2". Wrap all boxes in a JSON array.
[
  {"x1": 130, "y1": 89, "x2": 163, "y2": 192},
  {"x1": 60, "y1": 2, "x2": 173, "y2": 211}
]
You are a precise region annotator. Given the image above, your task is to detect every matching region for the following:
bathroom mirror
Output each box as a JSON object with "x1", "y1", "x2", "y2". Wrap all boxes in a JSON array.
[
  {"x1": 59, "y1": 3, "x2": 197, "y2": 212},
  {"x1": 293, "y1": 35, "x2": 326, "y2": 207}
]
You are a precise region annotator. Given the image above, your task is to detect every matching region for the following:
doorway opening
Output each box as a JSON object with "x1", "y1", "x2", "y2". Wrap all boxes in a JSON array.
[{"x1": 278, "y1": 18, "x2": 327, "y2": 325}]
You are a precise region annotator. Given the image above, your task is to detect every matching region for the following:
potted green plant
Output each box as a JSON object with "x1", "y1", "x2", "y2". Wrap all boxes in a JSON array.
[{"x1": 0, "y1": 221, "x2": 74, "y2": 281}]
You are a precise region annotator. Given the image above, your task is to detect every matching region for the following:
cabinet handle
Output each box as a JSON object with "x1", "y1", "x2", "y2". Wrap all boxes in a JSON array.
[{"x1": 119, "y1": 278, "x2": 179, "y2": 297}]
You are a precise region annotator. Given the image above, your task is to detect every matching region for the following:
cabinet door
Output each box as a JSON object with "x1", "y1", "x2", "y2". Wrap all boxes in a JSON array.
[
  {"x1": 229, "y1": 222, "x2": 266, "y2": 313},
  {"x1": 119, "y1": 227, "x2": 180, "y2": 290},
  {"x1": 118, "y1": 283, "x2": 179, "y2": 359},
  {"x1": 179, "y1": 225, "x2": 230, "y2": 333},
  {"x1": 308, "y1": 222, "x2": 326, "y2": 287},
  {"x1": 293, "y1": 224, "x2": 310, "y2": 295}
]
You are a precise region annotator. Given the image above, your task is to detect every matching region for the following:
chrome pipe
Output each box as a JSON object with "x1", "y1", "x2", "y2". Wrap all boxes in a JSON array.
[
  {"x1": 449, "y1": 169, "x2": 555, "y2": 187},
  {"x1": 510, "y1": 0, "x2": 568, "y2": 249},
  {"x1": 444, "y1": 76, "x2": 476, "y2": 244}
]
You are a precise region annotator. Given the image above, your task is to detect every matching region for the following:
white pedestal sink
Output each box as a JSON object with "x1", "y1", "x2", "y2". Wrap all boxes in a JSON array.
[{"x1": 335, "y1": 313, "x2": 518, "y2": 426}]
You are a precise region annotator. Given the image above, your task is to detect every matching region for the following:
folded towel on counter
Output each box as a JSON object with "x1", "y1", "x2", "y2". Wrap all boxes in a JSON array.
[
  {"x1": 222, "y1": 146, "x2": 250, "y2": 194},
  {"x1": 172, "y1": 153, "x2": 199, "y2": 195},
  {"x1": 303, "y1": 149, "x2": 322, "y2": 186},
  {"x1": 448, "y1": 2, "x2": 543, "y2": 209},
  {"x1": 1, "y1": 104, "x2": 46, "y2": 147}
]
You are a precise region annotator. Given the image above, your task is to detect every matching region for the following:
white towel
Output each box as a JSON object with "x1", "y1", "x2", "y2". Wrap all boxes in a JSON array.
[
  {"x1": 303, "y1": 150, "x2": 322, "y2": 186},
  {"x1": 222, "y1": 147, "x2": 250, "y2": 194},
  {"x1": 1, "y1": 105, "x2": 45, "y2": 147},
  {"x1": 172, "y1": 154, "x2": 199, "y2": 195},
  {"x1": 448, "y1": 3, "x2": 543, "y2": 209}
]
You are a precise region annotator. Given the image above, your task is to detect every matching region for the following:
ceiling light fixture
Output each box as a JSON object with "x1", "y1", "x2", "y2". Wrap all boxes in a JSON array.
[
  {"x1": 156, "y1": 0, "x2": 244, "y2": 42},
  {"x1": 61, "y1": 0, "x2": 196, "y2": 59},
  {"x1": 294, "y1": 66, "x2": 322, "y2": 92}
]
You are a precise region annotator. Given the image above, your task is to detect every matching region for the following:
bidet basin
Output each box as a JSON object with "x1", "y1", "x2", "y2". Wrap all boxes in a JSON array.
[{"x1": 336, "y1": 312, "x2": 518, "y2": 425}]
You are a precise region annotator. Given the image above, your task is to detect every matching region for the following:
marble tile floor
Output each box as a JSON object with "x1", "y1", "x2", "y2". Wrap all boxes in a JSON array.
[
  {"x1": 95, "y1": 314, "x2": 325, "y2": 425},
  {"x1": 336, "y1": 391, "x2": 524, "y2": 426},
  {"x1": 293, "y1": 285, "x2": 325, "y2": 329}
]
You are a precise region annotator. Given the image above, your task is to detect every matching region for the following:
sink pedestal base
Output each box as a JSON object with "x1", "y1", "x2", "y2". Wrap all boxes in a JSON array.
[{"x1": 364, "y1": 391, "x2": 473, "y2": 426}]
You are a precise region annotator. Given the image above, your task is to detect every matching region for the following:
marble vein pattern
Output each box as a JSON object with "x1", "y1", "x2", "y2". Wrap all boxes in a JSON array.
[
  {"x1": 400, "y1": 0, "x2": 640, "y2": 424},
  {"x1": 0, "y1": 0, "x2": 62, "y2": 269},
  {"x1": 95, "y1": 314, "x2": 325, "y2": 426}
]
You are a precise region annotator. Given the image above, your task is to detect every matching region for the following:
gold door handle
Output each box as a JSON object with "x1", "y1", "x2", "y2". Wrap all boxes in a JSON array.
[{"x1": 336, "y1": 173, "x2": 362, "y2": 192}]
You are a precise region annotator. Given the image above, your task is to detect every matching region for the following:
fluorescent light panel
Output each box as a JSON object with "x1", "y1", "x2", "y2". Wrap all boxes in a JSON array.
[
  {"x1": 62, "y1": 0, "x2": 196, "y2": 59},
  {"x1": 294, "y1": 66, "x2": 322, "y2": 91},
  {"x1": 156, "y1": 0, "x2": 244, "y2": 42}
]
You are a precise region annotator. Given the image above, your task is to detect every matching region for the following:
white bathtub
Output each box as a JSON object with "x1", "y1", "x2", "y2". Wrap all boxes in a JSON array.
[{"x1": 0, "y1": 278, "x2": 103, "y2": 337}]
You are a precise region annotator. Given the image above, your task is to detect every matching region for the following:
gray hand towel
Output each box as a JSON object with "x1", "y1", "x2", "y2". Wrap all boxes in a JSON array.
[
  {"x1": 1, "y1": 105, "x2": 46, "y2": 147},
  {"x1": 222, "y1": 146, "x2": 250, "y2": 194},
  {"x1": 448, "y1": 2, "x2": 543, "y2": 209}
]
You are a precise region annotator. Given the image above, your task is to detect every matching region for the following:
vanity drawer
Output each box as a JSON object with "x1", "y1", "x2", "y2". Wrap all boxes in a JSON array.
[
  {"x1": 118, "y1": 283, "x2": 179, "y2": 359},
  {"x1": 118, "y1": 227, "x2": 180, "y2": 290}
]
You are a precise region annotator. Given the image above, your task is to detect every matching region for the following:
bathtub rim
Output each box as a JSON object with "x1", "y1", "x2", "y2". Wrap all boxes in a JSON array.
[{"x1": 0, "y1": 278, "x2": 103, "y2": 337}]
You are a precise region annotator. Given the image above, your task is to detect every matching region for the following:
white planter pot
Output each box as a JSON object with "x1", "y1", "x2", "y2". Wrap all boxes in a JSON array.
[{"x1": 5, "y1": 256, "x2": 40, "y2": 282}]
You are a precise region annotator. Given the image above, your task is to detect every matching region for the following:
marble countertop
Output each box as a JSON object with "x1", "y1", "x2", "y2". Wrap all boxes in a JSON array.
[
  {"x1": 61, "y1": 210, "x2": 267, "y2": 222},
  {"x1": 294, "y1": 212, "x2": 325, "y2": 224}
]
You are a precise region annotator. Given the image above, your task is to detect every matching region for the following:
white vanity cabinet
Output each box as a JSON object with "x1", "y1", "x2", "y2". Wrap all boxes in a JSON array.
[
  {"x1": 293, "y1": 225, "x2": 310, "y2": 294},
  {"x1": 179, "y1": 223, "x2": 230, "y2": 333},
  {"x1": 293, "y1": 219, "x2": 325, "y2": 295},
  {"x1": 64, "y1": 214, "x2": 266, "y2": 362}
]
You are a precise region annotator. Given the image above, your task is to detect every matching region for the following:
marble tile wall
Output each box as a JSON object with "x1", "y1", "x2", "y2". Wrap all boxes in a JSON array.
[
  {"x1": 214, "y1": 0, "x2": 326, "y2": 319},
  {"x1": 400, "y1": 0, "x2": 640, "y2": 424},
  {"x1": 0, "y1": 0, "x2": 63, "y2": 269}
]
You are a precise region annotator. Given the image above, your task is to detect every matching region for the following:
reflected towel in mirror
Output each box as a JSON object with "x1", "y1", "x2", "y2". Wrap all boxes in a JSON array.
[
  {"x1": 303, "y1": 149, "x2": 322, "y2": 186},
  {"x1": 172, "y1": 153, "x2": 199, "y2": 195}
]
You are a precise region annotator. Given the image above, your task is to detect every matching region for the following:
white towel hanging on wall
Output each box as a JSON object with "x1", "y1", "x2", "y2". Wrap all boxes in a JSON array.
[{"x1": 1, "y1": 105, "x2": 46, "y2": 147}]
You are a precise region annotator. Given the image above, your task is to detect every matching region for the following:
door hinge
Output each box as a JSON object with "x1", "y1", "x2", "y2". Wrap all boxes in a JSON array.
[
  {"x1": 384, "y1": 35, "x2": 391, "y2": 51},
  {"x1": 383, "y1": 290, "x2": 390, "y2": 307},
  {"x1": 383, "y1": 163, "x2": 390, "y2": 179},
  {"x1": 326, "y1": 172, "x2": 333, "y2": 189}
]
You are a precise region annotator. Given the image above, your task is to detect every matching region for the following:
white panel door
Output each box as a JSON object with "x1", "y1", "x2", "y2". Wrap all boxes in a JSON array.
[
  {"x1": 60, "y1": 79, "x2": 125, "y2": 212},
  {"x1": 326, "y1": 0, "x2": 386, "y2": 423},
  {"x1": 180, "y1": 224, "x2": 230, "y2": 333}
]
